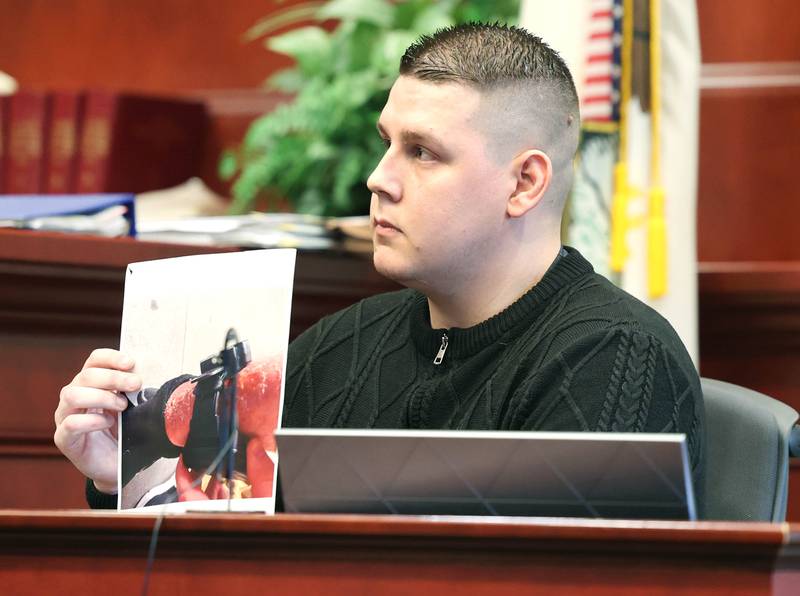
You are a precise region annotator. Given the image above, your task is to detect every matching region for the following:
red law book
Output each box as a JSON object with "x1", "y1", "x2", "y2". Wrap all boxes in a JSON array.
[
  {"x1": 76, "y1": 92, "x2": 208, "y2": 194},
  {"x1": 4, "y1": 91, "x2": 51, "y2": 194},
  {"x1": 44, "y1": 91, "x2": 84, "y2": 193}
]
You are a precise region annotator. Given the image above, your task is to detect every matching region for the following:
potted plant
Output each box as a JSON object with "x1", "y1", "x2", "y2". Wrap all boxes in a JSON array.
[{"x1": 220, "y1": 0, "x2": 519, "y2": 216}]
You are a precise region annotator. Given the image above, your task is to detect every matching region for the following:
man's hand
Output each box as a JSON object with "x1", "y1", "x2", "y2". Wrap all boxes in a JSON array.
[{"x1": 54, "y1": 349, "x2": 141, "y2": 494}]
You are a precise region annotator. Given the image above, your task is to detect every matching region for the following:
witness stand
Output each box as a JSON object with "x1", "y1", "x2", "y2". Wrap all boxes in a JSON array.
[{"x1": 0, "y1": 510, "x2": 798, "y2": 595}]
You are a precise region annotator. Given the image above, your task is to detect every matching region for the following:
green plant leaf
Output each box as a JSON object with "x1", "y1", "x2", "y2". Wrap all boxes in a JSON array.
[
  {"x1": 266, "y1": 67, "x2": 306, "y2": 92},
  {"x1": 454, "y1": 0, "x2": 518, "y2": 23},
  {"x1": 333, "y1": 20, "x2": 381, "y2": 73},
  {"x1": 218, "y1": 149, "x2": 239, "y2": 180},
  {"x1": 410, "y1": 4, "x2": 455, "y2": 36},
  {"x1": 230, "y1": 164, "x2": 268, "y2": 214},
  {"x1": 243, "y1": 2, "x2": 324, "y2": 42},
  {"x1": 306, "y1": 140, "x2": 338, "y2": 160},
  {"x1": 227, "y1": 0, "x2": 522, "y2": 216},
  {"x1": 296, "y1": 188, "x2": 327, "y2": 215},
  {"x1": 371, "y1": 30, "x2": 417, "y2": 73},
  {"x1": 393, "y1": 0, "x2": 434, "y2": 28},
  {"x1": 267, "y1": 26, "x2": 332, "y2": 72},
  {"x1": 332, "y1": 148, "x2": 366, "y2": 212},
  {"x1": 316, "y1": 0, "x2": 395, "y2": 27}
]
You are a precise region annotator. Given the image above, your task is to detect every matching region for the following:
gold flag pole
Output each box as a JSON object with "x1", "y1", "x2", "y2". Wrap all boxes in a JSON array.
[
  {"x1": 647, "y1": 0, "x2": 667, "y2": 297},
  {"x1": 610, "y1": 0, "x2": 635, "y2": 273}
]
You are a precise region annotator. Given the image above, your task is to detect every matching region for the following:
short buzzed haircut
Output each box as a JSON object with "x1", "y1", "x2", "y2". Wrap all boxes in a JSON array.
[
  {"x1": 400, "y1": 23, "x2": 575, "y2": 94},
  {"x1": 399, "y1": 23, "x2": 581, "y2": 207}
]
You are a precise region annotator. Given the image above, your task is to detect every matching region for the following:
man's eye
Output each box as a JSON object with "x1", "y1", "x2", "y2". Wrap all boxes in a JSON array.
[
  {"x1": 380, "y1": 137, "x2": 391, "y2": 149},
  {"x1": 413, "y1": 146, "x2": 435, "y2": 161}
]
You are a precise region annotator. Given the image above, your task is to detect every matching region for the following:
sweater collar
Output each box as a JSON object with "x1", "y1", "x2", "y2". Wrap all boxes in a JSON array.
[{"x1": 409, "y1": 246, "x2": 594, "y2": 360}]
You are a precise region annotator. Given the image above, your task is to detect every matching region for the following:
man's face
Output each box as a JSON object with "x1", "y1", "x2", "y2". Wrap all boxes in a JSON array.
[{"x1": 367, "y1": 76, "x2": 517, "y2": 294}]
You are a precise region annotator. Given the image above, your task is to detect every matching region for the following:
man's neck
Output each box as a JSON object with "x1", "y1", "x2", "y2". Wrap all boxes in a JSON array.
[{"x1": 426, "y1": 241, "x2": 562, "y2": 330}]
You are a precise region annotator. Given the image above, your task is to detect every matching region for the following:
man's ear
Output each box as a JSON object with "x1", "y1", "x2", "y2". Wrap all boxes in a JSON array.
[{"x1": 507, "y1": 150, "x2": 552, "y2": 218}]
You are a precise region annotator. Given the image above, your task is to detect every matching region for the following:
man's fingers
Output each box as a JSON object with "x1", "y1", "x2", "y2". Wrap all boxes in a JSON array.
[
  {"x1": 61, "y1": 411, "x2": 116, "y2": 434},
  {"x1": 54, "y1": 412, "x2": 116, "y2": 449},
  {"x1": 55, "y1": 386, "x2": 128, "y2": 425},
  {"x1": 71, "y1": 366, "x2": 141, "y2": 393},
  {"x1": 83, "y1": 348, "x2": 135, "y2": 372},
  {"x1": 53, "y1": 348, "x2": 128, "y2": 484}
]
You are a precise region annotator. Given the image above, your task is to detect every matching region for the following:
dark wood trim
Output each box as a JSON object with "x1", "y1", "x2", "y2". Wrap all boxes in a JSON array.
[
  {"x1": 0, "y1": 510, "x2": 787, "y2": 546},
  {"x1": 0, "y1": 437, "x2": 61, "y2": 458},
  {"x1": 698, "y1": 261, "x2": 800, "y2": 353},
  {"x1": 0, "y1": 512, "x2": 795, "y2": 595},
  {"x1": 182, "y1": 88, "x2": 291, "y2": 116},
  {"x1": 0, "y1": 229, "x2": 233, "y2": 267}
]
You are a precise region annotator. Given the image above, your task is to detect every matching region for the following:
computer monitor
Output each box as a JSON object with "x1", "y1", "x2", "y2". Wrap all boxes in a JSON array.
[{"x1": 275, "y1": 429, "x2": 696, "y2": 520}]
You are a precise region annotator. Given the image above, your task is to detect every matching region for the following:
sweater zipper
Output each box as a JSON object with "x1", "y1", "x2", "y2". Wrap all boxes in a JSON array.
[{"x1": 433, "y1": 333, "x2": 449, "y2": 365}]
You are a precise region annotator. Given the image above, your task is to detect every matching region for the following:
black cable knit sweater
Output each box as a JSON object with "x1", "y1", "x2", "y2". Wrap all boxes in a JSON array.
[
  {"x1": 281, "y1": 247, "x2": 704, "y2": 510},
  {"x1": 87, "y1": 247, "x2": 704, "y2": 513}
]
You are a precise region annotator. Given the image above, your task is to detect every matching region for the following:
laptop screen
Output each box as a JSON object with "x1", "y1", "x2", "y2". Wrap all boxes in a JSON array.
[{"x1": 275, "y1": 429, "x2": 696, "y2": 520}]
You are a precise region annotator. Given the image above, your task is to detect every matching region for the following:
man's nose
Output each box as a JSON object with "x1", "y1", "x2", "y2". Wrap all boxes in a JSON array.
[{"x1": 367, "y1": 151, "x2": 401, "y2": 202}]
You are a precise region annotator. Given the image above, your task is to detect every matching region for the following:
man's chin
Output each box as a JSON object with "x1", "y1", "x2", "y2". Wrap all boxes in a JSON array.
[{"x1": 373, "y1": 251, "x2": 413, "y2": 286}]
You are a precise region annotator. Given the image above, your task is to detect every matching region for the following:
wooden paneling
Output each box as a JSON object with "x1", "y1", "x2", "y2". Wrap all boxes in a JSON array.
[
  {"x1": 697, "y1": 85, "x2": 800, "y2": 262},
  {"x1": 696, "y1": 1, "x2": 800, "y2": 516},
  {"x1": 5, "y1": 0, "x2": 800, "y2": 91},
  {"x1": 0, "y1": 0, "x2": 307, "y2": 93},
  {"x1": 697, "y1": 0, "x2": 800, "y2": 63},
  {"x1": 696, "y1": 1, "x2": 800, "y2": 263},
  {"x1": 698, "y1": 261, "x2": 800, "y2": 359},
  {"x1": 697, "y1": 261, "x2": 800, "y2": 520},
  {"x1": 0, "y1": 512, "x2": 797, "y2": 595}
]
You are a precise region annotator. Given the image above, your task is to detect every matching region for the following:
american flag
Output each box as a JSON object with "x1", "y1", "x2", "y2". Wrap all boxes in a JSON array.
[{"x1": 581, "y1": 0, "x2": 623, "y2": 123}]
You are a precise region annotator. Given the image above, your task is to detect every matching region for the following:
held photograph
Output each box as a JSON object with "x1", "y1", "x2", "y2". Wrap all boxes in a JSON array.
[{"x1": 117, "y1": 249, "x2": 296, "y2": 513}]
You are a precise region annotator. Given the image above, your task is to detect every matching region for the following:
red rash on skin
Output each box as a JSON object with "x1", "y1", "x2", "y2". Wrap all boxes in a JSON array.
[
  {"x1": 174, "y1": 455, "x2": 207, "y2": 501},
  {"x1": 164, "y1": 380, "x2": 196, "y2": 447},
  {"x1": 246, "y1": 437, "x2": 275, "y2": 498},
  {"x1": 175, "y1": 456, "x2": 230, "y2": 502},
  {"x1": 164, "y1": 358, "x2": 282, "y2": 448},
  {"x1": 165, "y1": 357, "x2": 283, "y2": 501},
  {"x1": 204, "y1": 475, "x2": 230, "y2": 500},
  {"x1": 236, "y1": 358, "x2": 282, "y2": 450}
]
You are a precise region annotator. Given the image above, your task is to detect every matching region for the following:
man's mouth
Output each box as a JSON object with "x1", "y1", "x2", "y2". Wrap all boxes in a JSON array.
[{"x1": 374, "y1": 218, "x2": 401, "y2": 234}]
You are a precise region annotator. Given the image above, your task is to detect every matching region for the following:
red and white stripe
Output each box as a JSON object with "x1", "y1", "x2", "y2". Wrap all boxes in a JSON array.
[{"x1": 581, "y1": 0, "x2": 616, "y2": 121}]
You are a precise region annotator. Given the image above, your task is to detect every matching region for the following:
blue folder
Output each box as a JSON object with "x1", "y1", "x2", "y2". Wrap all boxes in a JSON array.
[{"x1": 0, "y1": 194, "x2": 136, "y2": 236}]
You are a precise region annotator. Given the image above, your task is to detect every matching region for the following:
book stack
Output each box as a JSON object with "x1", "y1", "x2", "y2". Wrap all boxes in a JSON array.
[
  {"x1": 0, "y1": 194, "x2": 136, "y2": 237},
  {"x1": 0, "y1": 91, "x2": 208, "y2": 195},
  {"x1": 136, "y1": 213, "x2": 374, "y2": 253}
]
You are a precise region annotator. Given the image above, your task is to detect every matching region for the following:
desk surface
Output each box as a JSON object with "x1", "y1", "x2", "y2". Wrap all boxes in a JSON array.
[{"x1": 0, "y1": 510, "x2": 798, "y2": 595}]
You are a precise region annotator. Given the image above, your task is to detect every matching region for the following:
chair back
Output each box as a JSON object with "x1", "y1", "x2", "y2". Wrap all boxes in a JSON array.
[{"x1": 702, "y1": 378, "x2": 799, "y2": 522}]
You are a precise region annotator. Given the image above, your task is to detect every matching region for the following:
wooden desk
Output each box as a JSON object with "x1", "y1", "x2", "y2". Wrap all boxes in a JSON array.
[
  {"x1": 0, "y1": 511, "x2": 797, "y2": 595},
  {"x1": 3, "y1": 230, "x2": 800, "y2": 519}
]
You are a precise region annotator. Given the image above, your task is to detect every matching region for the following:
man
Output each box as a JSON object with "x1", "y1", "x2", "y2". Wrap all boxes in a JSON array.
[{"x1": 55, "y1": 23, "x2": 705, "y2": 513}]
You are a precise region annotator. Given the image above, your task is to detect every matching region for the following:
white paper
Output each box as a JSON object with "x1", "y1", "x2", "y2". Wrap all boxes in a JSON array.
[{"x1": 118, "y1": 249, "x2": 296, "y2": 513}]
